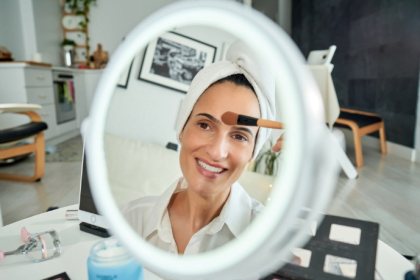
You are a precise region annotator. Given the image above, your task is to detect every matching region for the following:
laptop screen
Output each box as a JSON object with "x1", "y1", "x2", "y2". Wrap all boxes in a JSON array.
[{"x1": 79, "y1": 151, "x2": 99, "y2": 214}]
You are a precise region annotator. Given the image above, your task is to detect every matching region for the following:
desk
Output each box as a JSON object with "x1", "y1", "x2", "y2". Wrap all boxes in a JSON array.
[{"x1": 0, "y1": 205, "x2": 414, "y2": 280}]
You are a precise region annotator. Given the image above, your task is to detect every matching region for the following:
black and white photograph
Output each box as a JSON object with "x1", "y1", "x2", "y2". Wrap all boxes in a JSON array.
[{"x1": 138, "y1": 32, "x2": 216, "y2": 93}]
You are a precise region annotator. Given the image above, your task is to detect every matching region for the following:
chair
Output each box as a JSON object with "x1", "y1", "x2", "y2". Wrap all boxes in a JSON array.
[
  {"x1": 0, "y1": 104, "x2": 48, "y2": 182},
  {"x1": 307, "y1": 45, "x2": 337, "y2": 73},
  {"x1": 334, "y1": 108, "x2": 387, "y2": 167}
]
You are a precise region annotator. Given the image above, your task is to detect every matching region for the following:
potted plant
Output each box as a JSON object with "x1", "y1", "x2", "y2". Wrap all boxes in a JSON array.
[
  {"x1": 61, "y1": 39, "x2": 77, "y2": 67},
  {"x1": 253, "y1": 140, "x2": 282, "y2": 176}
]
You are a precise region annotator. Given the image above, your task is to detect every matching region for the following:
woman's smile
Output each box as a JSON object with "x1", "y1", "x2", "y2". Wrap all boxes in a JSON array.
[{"x1": 195, "y1": 157, "x2": 228, "y2": 178}]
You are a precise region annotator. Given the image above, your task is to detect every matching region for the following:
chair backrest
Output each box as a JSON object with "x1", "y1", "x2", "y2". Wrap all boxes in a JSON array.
[{"x1": 307, "y1": 45, "x2": 337, "y2": 66}]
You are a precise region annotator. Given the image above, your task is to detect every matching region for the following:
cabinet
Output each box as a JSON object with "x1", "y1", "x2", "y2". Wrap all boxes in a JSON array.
[
  {"x1": 0, "y1": 64, "x2": 103, "y2": 144},
  {"x1": 0, "y1": 64, "x2": 58, "y2": 140}
]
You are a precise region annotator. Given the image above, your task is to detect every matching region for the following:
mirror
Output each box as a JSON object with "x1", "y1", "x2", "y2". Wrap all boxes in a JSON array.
[
  {"x1": 85, "y1": 1, "x2": 339, "y2": 279},
  {"x1": 103, "y1": 25, "x2": 282, "y2": 256}
]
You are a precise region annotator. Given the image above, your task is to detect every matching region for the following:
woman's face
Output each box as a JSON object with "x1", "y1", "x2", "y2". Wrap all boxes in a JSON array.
[{"x1": 179, "y1": 82, "x2": 261, "y2": 197}]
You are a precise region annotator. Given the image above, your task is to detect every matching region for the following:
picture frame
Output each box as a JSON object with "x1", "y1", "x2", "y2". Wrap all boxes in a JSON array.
[
  {"x1": 138, "y1": 32, "x2": 217, "y2": 93},
  {"x1": 117, "y1": 59, "x2": 134, "y2": 89}
]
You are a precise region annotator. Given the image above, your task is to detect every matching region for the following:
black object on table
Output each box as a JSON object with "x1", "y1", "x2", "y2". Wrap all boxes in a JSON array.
[
  {"x1": 80, "y1": 222, "x2": 110, "y2": 238},
  {"x1": 261, "y1": 214, "x2": 380, "y2": 280},
  {"x1": 166, "y1": 142, "x2": 178, "y2": 151}
]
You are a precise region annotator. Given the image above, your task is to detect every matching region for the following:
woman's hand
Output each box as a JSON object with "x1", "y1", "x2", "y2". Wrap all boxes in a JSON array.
[{"x1": 272, "y1": 133, "x2": 284, "y2": 153}]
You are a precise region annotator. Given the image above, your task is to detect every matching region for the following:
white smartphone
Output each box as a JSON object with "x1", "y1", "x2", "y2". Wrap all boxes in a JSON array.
[{"x1": 78, "y1": 146, "x2": 109, "y2": 229}]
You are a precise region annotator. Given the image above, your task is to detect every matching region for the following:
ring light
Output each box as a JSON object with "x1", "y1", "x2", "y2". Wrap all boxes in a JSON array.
[{"x1": 85, "y1": 1, "x2": 340, "y2": 279}]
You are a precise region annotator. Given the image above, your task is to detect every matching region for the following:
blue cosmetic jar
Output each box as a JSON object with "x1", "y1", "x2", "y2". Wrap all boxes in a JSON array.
[{"x1": 87, "y1": 239, "x2": 143, "y2": 280}]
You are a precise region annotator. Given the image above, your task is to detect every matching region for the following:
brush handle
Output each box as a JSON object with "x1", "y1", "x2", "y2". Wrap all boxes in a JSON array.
[{"x1": 257, "y1": 119, "x2": 284, "y2": 129}]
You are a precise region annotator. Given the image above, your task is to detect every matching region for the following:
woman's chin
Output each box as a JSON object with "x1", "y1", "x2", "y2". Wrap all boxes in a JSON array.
[{"x1": 187, "y1": 179, "x2": 227, "y2": 197}]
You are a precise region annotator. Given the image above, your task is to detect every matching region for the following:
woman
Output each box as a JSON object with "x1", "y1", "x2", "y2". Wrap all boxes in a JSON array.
[{"x1": 122, "y1": 41, "x2": 283, "y2": 254}]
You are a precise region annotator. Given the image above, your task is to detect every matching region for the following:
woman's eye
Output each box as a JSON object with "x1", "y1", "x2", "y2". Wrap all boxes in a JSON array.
[
  {"x1": 198, "y1": 122, "x2": 211, "y2": 130},
  {"x1": 233, "y1": 134, "x2": 248, "y2": 142}
]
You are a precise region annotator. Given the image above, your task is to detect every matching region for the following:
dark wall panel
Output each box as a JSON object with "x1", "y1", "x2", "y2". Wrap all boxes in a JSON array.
[{"x1": 292, "y1": 0, "x2": 420, "y2": 147}]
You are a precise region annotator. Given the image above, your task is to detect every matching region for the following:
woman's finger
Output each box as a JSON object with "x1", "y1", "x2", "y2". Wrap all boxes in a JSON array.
[
  {"x1": 272, "y1": 133, "x2": 284, "y2": 152},
  {"x1": 272, "y1": 141, "x2": 282, "y2": 152}
]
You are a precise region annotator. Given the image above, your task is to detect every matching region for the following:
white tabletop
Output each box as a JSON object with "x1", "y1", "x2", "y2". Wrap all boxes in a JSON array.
[{"x1": 0, "y1": 205, "x2": 413, "y2": 280}]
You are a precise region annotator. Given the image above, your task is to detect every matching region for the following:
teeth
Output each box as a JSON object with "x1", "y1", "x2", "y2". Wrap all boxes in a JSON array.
[{"x1": 198, "y1": 160, "x2": 224, "y2": 173}]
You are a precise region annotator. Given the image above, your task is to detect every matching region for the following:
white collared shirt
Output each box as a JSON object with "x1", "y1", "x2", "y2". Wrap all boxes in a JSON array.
[{"x1": 121, "y1": 177, "x2": 264, "y2": 255}]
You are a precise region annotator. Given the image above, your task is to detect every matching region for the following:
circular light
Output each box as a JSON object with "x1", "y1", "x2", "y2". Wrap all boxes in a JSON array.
[{"x1": 86, "y1": 1, "x2": 339, "y2": 279}]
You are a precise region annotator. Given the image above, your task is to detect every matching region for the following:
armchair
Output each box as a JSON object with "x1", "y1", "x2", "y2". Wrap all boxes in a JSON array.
[
  {"x1": 334, "y1": 108, "x2": 387, "y2": 167},
  {"x1": 0, "y1": 104, "x2": 48, "y2": 182}
]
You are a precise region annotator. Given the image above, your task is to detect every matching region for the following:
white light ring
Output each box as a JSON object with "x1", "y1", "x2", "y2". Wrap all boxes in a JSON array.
[{"x1": 86, "y1": 1, "x2": 337, "y2": 279}]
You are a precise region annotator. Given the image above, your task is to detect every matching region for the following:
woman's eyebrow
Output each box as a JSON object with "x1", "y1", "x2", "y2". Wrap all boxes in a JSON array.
[
  {"x1": 195, "y1": 113, "x2": 254, "y2": 137},
  {"x1": 195, "y1": 113, "x2": 221, "y2": 124},
  {"x1": 233, "y1": 126, "x2": 254, "y2": 137}
]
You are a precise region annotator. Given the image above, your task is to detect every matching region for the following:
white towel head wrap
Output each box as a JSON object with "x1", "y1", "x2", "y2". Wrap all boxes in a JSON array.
[{"x1": 175, "y1": 40, "x2": 276, "y2": 160}]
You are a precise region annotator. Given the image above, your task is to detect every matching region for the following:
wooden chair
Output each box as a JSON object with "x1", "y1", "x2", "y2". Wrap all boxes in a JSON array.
[
  {"x1": 334, "y1": 108, "x2": 387, "y2": 167},
  {"x1": 0, "y1": 104, "x2": 48, "y2": 182}
]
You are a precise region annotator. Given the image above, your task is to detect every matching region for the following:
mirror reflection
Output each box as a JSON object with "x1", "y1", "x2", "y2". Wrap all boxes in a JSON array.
[{"x1": 104, "y1": 27, "x2": 285, "y2": 255}]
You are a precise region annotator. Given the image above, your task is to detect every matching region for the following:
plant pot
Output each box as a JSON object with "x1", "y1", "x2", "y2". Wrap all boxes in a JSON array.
[{"x1": 63, "y1": 45, "x2": 75, "y2": 67}]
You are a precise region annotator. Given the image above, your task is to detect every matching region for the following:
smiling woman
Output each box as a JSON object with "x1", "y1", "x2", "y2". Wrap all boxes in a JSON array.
[{"x1": 121, "y1": 40, "x2": 279, "y2": 255}]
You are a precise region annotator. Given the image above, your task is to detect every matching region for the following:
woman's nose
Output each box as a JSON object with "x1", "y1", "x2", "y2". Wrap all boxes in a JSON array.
[{"x1": 206, "y1": 134, "x2": 228, "y2": 161}]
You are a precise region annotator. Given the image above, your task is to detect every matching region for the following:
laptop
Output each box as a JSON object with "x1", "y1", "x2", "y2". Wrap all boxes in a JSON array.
[{"x1": 78, "y1": 145, "x2": 109, "y2": 230}]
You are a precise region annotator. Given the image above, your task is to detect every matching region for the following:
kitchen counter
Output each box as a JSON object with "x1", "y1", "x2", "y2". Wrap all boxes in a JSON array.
[
  {"x1": 0, "y1": 61, "x2": 52, "y2": 70},
  {"x1": 52, "y1": 66, "x2": 104, "y2": 74},
  {"x1": 0, "y1": 63, "x2": 104, "y2": 145}
]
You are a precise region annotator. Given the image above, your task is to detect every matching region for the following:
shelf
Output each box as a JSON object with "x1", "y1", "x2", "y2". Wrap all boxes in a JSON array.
[
  {"x1": 63, "y1": 12, "x2": 86, "y2": 16},
  {"x1": 63, "y1": 28, "x2": 87, "y2": 32}
]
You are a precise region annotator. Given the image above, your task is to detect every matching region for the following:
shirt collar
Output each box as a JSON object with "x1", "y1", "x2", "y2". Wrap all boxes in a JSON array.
[
  {"x1": 143, "y1": 177, "x2": 186, "y2": 242},
  {"x1": 205, "y1": 181, "x2": 253, "y2": 238}
]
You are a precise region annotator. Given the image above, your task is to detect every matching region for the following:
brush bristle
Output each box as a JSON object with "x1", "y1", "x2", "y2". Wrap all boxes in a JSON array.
[{"x1": 221, "y1": 111, "x2": 239, "y2": 125}]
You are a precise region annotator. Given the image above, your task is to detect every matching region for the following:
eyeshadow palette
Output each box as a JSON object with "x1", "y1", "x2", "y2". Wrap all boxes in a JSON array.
[{"x1": 261, "y1": 214, "x2": 379, "y2": 280}]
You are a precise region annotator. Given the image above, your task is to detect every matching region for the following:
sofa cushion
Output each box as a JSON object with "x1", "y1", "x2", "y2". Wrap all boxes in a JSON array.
[{"x1": 104, "y1": 132, "x2": 273, "y2": 206}]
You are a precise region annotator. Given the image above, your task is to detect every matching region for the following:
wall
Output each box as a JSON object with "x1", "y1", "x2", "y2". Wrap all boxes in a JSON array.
[
  {"x1": 0, "y1": 0, "x2": 26, "y2": 60},
  {"x1": 277, "y1": 0, "x2": 292, "y2": 36},
  {"x1": 88, "y1": 0, "x2": 178, "y2": 55},
  {"x1": 251, "y1": 0, "x2": 291, "y2": 36},
  {"x1": 32, "y1": 0, "x2": 63, "y2": 65},
  {"x1": 416, "y1": 67, "x2": 420, "y2": 150},
  {"x1": 105, "y1": 25, "x2": 237, "y2": 147},
  {"x1": 292, "y1": 0, "x2": 420, "y2": 148}
]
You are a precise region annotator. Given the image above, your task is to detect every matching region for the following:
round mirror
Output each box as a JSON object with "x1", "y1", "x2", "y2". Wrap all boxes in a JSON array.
[{"x1": 85, "y1": 1, "x2": 340, "y2": 279}]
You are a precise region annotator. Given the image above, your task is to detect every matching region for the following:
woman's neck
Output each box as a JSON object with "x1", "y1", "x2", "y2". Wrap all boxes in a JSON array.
[{"x1": 169, "y1": 183, "x2": 231, "y2": 233}]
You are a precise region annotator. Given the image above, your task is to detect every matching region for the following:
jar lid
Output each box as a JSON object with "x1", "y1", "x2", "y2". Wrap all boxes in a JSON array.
[{"x1": 89, "y1": 239, "x2": 132, "y2": 264}]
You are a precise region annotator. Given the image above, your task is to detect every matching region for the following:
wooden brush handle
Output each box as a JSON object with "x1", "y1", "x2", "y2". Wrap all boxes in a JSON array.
[{"x1": 257, "y1": 119, "x2": 284, "y2": 129}]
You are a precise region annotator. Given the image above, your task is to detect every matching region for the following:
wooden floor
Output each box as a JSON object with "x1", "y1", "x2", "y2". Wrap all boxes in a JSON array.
[
  {"x1": 0, "y1": 141, "x2": 419, "y2": 256},
  {"x1": 327, "y1": 145, "x2": 420, "y2": 256},
  {"x1": 0, "y1": 160, "x2": 81, "y2": 226}
]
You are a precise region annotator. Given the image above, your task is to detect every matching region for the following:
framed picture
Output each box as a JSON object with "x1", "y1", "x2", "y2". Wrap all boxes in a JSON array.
[
  {"x1": 117, "y1": 59, "x2": 134, "y2": 89},
  {"x1": 138, "y1": 32, "x2": 217, "y2": 93}
]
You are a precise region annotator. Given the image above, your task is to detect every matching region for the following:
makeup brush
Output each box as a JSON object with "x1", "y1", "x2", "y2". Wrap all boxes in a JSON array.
[{"x1": 221, "y1": 111, "x2": 284, "y2": 129}]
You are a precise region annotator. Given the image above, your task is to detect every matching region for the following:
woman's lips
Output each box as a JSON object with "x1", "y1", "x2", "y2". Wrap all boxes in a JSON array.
[{"x1": 195, "y1": 158, "x2": 227, "y2": 179}]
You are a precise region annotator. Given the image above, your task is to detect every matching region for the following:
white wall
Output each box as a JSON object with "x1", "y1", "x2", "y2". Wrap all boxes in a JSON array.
[
  {"x1": 415, "y1": 59, "x2": 420, "y2": 151},
  {"x1": 88, "y1": 0, "x2": 179, "y2": 55},
  {"x1": 0, "y1": 0, "x2": 26, "y2": 60},
  {"x1": 105, "y1": 25, "x2": 237, "y2": 147},
  {"x1": 277, "y1": 0, "x2": 292, "y2": 36},
  {"x1": 32, "y1": 0, "x2": 63, "y2": 65}
]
